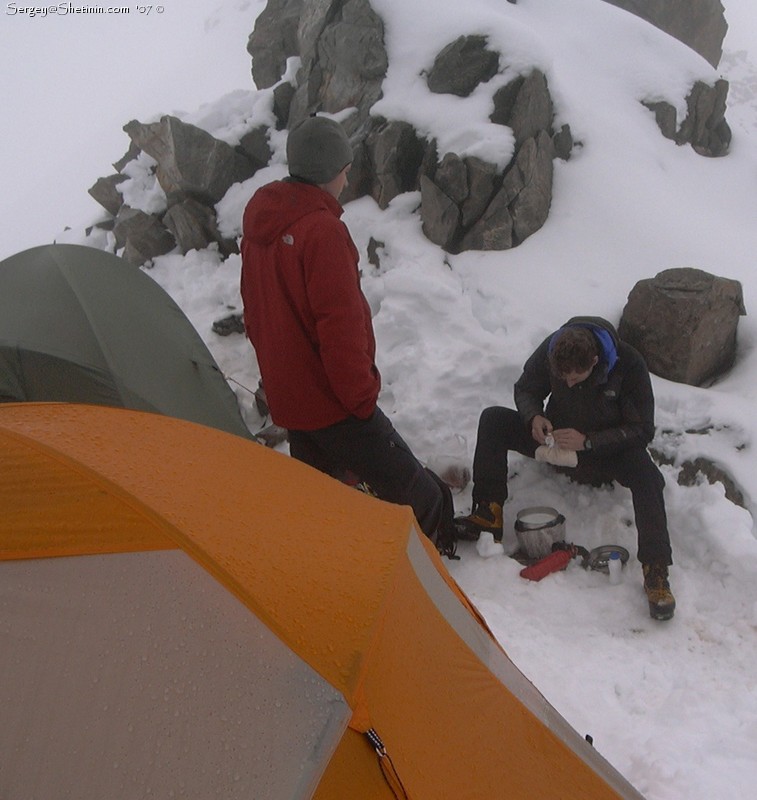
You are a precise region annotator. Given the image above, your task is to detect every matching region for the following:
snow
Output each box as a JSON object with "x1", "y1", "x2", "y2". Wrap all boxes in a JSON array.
[{"x1": 3, "y1": 0, "x2": 757, "y2": 797}]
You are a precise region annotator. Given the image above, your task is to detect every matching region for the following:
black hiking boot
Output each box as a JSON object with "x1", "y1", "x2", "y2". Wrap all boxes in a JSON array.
[
  {"x1": 643, "y1": 562, "x2": 676, "y2": 621},
  {"x1": 454, "y1": 501, "x2": 503, "y2": 542}
]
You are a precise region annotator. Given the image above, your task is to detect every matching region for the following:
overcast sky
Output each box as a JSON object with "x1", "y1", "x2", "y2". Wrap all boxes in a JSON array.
[{"x1": 0, "y1": 1, "x2": 259, "y2": 260}]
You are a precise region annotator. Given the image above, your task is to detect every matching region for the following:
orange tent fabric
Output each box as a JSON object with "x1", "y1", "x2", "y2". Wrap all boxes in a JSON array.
[{"x1": 0, "y1": 403, "x2": 645, "y2": 799}]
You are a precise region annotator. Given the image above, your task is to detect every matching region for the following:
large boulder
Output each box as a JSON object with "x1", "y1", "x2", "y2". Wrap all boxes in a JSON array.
[
  {"x1": 247, "y1": 0, "x2": 304, "y2": 89},
  {"x1": 286, "y1": 0, "x2": 388, "y2": 133},
  {"x1": 491, "y1": 70, "x2": 554, "y2": 148},
  {"x1": 113, "y1": 207, "x2": 176, "y2": 267},
  {"x1": 364, "y1": 119, "x2": 427, "y2": 208},
  {"x1": 163, "y1": 199, "x2": 238, "y2": 257},
  {"x1": 619, "y1": 268, "x2": 746, "y2": 386},
  {"x1": 123, "y1": 116, "x2": 258, "y2": 205},
  {"x1": 426, "y1": 35, "x2": 500, "y2": 97},
  {"x1": 643, "y1": 79, "x2": 731, "y2": 157},
  {"x1": 601, "y1": 0, "x2": 727, "y2": 67}
]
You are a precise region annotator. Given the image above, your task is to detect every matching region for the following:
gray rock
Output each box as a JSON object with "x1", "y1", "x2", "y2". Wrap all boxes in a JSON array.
[
  {"x1": 366, "y1": 236, "x2": 385, "y2": 269},
  {"x1": 163, "y1": 198, "x2": 237, "y2": 257},
  {"x1": 643, "y1": 79, "x2": 731, "y2": 156},
  {"x1": 601, "y1": 0, "x2": 727, "y2": 67},
  {"x1": 492, "y1": 70, "x2": 554, "y2": 148},
  {"x1": 642, "y1": 99, "x2": 678, "y2": 140},
  {"x1": 420, "y1": 175, "x2": 461, "y2": 251},
  {"x1": 339, "y1": 133, "x2": 373, "y2": 205},
  {"x1": 88, "y1": 174, "x2": 127, "y2": 216},
  {"x1": 365, "y1": 119, "x2": 426, "y2": 208},
  {"x1": 435, "y1": 153, "x2": 469, "y2": 206},
  {"x1": 113, "y1": 206, "x2": 176, "y2": 266},
  {"x1": 619, "y1": 267, "x2": 746, "y2": 385},
  {"x1": 650, "y1": 445, "x2": 746, "y2": 507},
  {"x1": 459, "y1": 187, "x2": 513, "y2": 252},
  {"x1": 502, "y1": 131, "x2": 554, "y2": 244},
  {"x1": 123, "y1": 116, "x2": 257, "y2": 205},
  {"x1": 460, "y1": 158, "x2": 498, "y2": 228},
  {"x1": 212, "y1": 313, "x2": 246, "y2": 337},
  {"x1": 247, "y1": 0, "x2": 304, "y2": 89},
  {"x1": 237, "y1": 126, "x2": 273, "y2": 172},
  {"x1": 272, "y1": 82, "x2": 296, "y2": 129},
  {"x1": 112, "y1": 141, "x2": 141, "y2": 173},
  {"x1": 426, "y1": 35, "x2": 499, "y2": 97},
  {"x1": 419, "y1": 129, "x2": 553, "y2": 254},
  {"x1": 552, "y1": 124, "x2": 574, "y2": 161},
  {"x1": 287, "y1": 0, "x2": 387, "y2": 132},
  {"x1": 677, "y1": 456, "x2": 745, "y2": 506},
  {"x1": 420, "y1": 153, "x2": 503, "y2": 251},
  {"x1": 680, "y1": 79, "x2": 731, "y2": 157}
]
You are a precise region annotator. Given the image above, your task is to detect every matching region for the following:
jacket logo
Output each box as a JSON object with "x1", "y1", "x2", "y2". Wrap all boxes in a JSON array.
[{"x1": 282, "y1": 234, "x2": 294, "y2": 246}]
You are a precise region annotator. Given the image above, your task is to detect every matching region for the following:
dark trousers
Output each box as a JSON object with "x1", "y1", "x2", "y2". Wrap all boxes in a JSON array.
[
  {"x1": 288, "y1": 407, "x2": 453, "y2": 540},
  {"x1": 471, "y1": 406, "x2": 673, "y2": 565}
]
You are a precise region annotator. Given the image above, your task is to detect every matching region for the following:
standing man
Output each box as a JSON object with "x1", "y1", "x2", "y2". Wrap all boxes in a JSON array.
[
  {"x1": 455, "y1": 316, "x2": 676, "y2": 620},
  {"x1": 240, "y1": 115, "x2": 456, "y2": 555}
]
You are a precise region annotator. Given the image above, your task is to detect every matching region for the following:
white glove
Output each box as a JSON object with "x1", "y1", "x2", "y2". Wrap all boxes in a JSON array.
[{"x1": 535, "y1": 444, "x2": 578, "y2": 468}]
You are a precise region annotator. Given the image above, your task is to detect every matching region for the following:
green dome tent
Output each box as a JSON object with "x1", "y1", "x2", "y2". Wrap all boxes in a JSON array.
[{"x1": 0, "y1": 243, "x2": 252, "y2": 439}]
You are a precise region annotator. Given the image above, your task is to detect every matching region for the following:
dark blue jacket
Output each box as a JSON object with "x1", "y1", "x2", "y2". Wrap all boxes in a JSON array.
[{"x1": 514, "y1": 316, "x2": 656, "y2": 454}]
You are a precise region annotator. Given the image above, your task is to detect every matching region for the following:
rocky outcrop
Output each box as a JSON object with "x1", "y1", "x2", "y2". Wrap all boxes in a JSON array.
[
  {"x1": 421, "y1": 66, "x2": 558, "y2": 253},
  {"x1": 86, "y1": 0, "x2": 734, "y2": 262},
  {"x1": 643, "y1": 79, "x2": 731, "y2": 156},
  {"x1": 619, "y1": 268, "x2": 746, "y2": 386},
  {"x1": 602, "y1": 0, "x2": 727, "y2": 67},
  {"x1": 88, "y1": 115, "x2": 263, "y2": 265},
  {"x1": 245, "y1": 5, "x2": 565, "y2": 253}
]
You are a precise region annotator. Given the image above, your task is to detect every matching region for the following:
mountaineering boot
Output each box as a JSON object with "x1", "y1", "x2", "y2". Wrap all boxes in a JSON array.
[
  {"x1": 454, "y1": 501, "x2": 503, "y2": 542},
  {"x1": 643, "y1": 562, "x2": 676, "y2": 621}
]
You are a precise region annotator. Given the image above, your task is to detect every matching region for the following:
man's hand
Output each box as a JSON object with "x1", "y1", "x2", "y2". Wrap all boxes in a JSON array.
[
  {"x1": 551, "y1": 428, "x2": 587, "y2": 451},
  {"x1": 531, "y1": 415, "x2": 553, "y2": 445}
]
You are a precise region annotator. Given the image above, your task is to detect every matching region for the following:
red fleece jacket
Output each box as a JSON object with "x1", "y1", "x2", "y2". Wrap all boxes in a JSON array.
[{"x1": 240, "y1": 179, "x2": 380, "y2": 430}]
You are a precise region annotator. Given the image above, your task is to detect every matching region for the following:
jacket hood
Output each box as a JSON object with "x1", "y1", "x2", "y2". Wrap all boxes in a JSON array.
[
  {"x1": 549, "y1": 316, "x2": 619, "y2": 375},
  {"x1": 242, "y1": 179, "x2": 343, "y2": 246}
]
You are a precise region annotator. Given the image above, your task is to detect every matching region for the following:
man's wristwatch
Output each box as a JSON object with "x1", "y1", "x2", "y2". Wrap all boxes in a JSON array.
[{"x1": 584, "y1": 436, "x2": 592, "y2": 451}]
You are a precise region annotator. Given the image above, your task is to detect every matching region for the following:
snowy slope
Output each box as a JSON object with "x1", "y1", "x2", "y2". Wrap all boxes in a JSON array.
[{"x1": 4, "y1": 1, "x2": 757, "y2": 798}]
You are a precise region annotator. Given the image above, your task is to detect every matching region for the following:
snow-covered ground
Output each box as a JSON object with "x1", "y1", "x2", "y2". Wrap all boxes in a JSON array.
[{"x1": 3, "y1": 1, "x2": 757, "y2": 797}]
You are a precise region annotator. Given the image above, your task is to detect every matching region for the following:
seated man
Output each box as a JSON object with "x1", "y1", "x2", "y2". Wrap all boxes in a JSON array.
[{"x1": 455, "y1": 316, "x2": 675, "y2": 620}]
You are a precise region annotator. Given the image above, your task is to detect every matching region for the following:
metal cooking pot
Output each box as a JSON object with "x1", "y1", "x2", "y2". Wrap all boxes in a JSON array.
[{"x1": 514, "y1": 506, "x2": 566, "y2": 559}]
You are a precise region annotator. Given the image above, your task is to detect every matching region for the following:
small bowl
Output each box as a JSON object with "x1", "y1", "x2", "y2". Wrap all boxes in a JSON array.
[{"x1": 586, "y1": 545, "x2": 630, "y2": 573}]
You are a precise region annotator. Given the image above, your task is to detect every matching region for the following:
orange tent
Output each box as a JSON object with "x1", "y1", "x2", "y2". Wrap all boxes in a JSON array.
[{"x1": 0, "y1": 403, "x2": 644, "y2": 799}]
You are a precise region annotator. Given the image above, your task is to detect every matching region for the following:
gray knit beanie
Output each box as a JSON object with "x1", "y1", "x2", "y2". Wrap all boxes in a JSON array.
[{"x1": 286, "y1": 117, "x2": 353, "y2": 184}]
